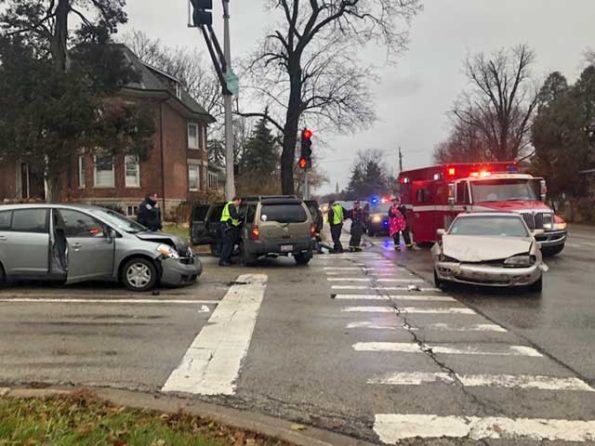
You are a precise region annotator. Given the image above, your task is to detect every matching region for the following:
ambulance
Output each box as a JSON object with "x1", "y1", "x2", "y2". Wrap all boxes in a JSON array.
[{"x1": 398, "y1": 161, "x2": 567, "y2": 256}]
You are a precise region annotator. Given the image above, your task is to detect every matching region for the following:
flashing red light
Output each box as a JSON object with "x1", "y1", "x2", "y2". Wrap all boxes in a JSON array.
[
  {"x1": 448, "y1": 167, "x2": 456, "y2": 176},
  {"x1": 309, "y1": 223, "x2": 317, "y2": 237},
  {"x1": 470, "y1": 171, "x2": 480, "y2": 177},
  {"x1": 251, "y1": 225, "x2": 260, "y2": 241},
  {"x1": 298, "y1": 157, "x2": 307, "y2": 169},
  {"x1": 303, "y1": 129, "x2": 313, "y2": 139}
]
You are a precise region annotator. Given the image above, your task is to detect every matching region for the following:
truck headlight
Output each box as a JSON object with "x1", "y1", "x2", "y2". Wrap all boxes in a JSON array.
[
  {"x1": 157, "y1": 244, "x2": 179, "y2": 259},
  {"x1": 504, "y1": 255, "x2": 534, "y2": 267},
  {"x1": 372, "y1": 215, "x2": 382, "y2": 223}
]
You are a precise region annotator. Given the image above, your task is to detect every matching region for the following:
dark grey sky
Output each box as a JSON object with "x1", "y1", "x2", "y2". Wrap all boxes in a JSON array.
[{"x1": 123, "y1": 1, "x2": 595, "y2": 195}]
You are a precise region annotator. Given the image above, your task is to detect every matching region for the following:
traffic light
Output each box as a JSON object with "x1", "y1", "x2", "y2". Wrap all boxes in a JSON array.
[
  {"x1": 299, "y1": 128, "x2": 313, "y2": 170},
  {"x1": 190, "y1": 0, "x2": 213, "y2": 26}
]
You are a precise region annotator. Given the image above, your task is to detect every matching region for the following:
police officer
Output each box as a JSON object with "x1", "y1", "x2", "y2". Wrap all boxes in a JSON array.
[
  {"x1": 349, "y1": 200, "x2": 365, "y2": 252},
  {"x1": 219, "y1": 196, "x2": 242, "y2": 266},
  {"x1": 137, "y1": 193, "x2": 162, "y2": 231},
  {"x1": 328, "y1": 200, "x2": 346, "y2": 253}
]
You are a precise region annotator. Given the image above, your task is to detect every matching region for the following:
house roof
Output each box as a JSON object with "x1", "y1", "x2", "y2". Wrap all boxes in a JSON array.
[{"x1": 115, "y1": 44, "x2": 215, "y2": 123}]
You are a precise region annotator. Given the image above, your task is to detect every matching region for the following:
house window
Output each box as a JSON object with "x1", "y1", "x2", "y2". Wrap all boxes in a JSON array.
[
  {"x1": 175, "y1": 83, "x2": 182, "y2": 99},
  {"x1": 208, "y1": 171, "x2": 218, "y2": 190},
  {"x1": 126, "y1": 205, "x2": 139, "y2": 217},
  {"x1": 94, "y1": 154, "x2": 115, "y2": 188},
  {"x1": 78, "y1": 156, "x2": 85, "y2": 189},
  {"x1": 188, "y1": 164, "x2": 200, "y2": 191},
  {"x1": 188, "y1": 123, "x2": 199, "y2": 149},
  {"x1": 125, "y1": 155, "x2": 140, "y2": 188},
  {"x1": 201, "y1": 126, "x2": 207, "y2": 150}
]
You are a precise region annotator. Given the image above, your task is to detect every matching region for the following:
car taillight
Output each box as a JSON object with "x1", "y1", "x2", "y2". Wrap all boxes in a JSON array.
[
  {"x1": 310, "y1": 224, "x2": 317, "y2": 237},
  {"x1": 251, "y1": 226, "x2": 260, "y2": 241}
]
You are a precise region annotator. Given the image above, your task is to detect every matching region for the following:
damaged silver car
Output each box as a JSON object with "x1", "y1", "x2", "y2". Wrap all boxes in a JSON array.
[
  {"x1": 0, "y1": 204, "x2": 202, "y2": 291},
  {"x1": 432, "y1": 212, "x2": 546, "y2": 292}
]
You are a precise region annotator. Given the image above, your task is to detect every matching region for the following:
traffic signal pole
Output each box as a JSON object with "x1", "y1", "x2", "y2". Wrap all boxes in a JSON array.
[
  {"x1": 303, "y1": 169, "x2": 309, "y2": 200},
  {"x1": 222, "y1": 0, "x2": 235, "y2": 200}
]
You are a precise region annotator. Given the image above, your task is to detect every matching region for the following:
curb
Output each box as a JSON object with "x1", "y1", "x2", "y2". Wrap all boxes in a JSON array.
[{"x1": 1, "y1": 386, "x2": 376, "y2": 446}]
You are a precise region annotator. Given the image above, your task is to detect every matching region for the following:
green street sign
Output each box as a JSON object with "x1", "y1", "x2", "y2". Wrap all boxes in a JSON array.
[{"x1": 226, "y1": 70, "x2": 239, "y2": 96}]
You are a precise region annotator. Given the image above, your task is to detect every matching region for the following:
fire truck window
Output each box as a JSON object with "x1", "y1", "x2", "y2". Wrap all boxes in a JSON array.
[
  {"x1": 416, "y1": 189, "x2": 430, "y2": 203},
  {"x1": 456, "y1": 183, "x2": 467, "y2": 204}
]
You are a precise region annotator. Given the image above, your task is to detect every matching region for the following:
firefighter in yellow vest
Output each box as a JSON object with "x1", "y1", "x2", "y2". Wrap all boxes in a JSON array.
[
  {"x1": 219, "y1": 196, "x2": 242, "y2": 266},
  {"x1": 328, "y1": 200, "x2": 346, "y2": 253}
]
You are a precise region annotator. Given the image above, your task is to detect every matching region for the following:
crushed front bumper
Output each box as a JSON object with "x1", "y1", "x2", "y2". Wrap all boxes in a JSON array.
[
  {"x1": 160, "y1": 255, "x2": 203, "y2": 287},
  {"x1": 435, "y1": 261, "x2": 542, "y2": 287},
  {"x1": 535, "y1": 230, "x2": 567, "y2": 249}
]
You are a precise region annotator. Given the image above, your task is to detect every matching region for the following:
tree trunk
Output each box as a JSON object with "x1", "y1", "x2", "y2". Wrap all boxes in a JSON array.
[
  {"x1": 280, "y1": 64, "x2": 303, "y2": 195},
  {"x1": 51, "y1": 0, "x2": 70, "y2": 72}
]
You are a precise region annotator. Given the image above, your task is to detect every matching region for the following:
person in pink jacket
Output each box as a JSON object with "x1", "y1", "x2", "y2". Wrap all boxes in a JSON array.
[{"x1": 388, "y1": 198, "x2": 407, "y2": 251}]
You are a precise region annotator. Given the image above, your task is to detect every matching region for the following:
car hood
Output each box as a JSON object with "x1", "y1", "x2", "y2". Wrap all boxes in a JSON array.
[
  {"x1": 442, "y1": 235, "x2": 533, "y2": 262},
  {"x1": 135, "y1": 231, "x2": 191, "y2": 256}
]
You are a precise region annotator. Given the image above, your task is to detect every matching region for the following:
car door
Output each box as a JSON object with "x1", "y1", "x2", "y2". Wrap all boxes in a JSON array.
[
  {"x1": 1, "y1": 208, "x2": 50, "y2": 277},
  {"x1": 58, "y1": 208, "x2": 115, "y2": 283},
  {"x1": 190, "y1": 204, "x2": 212, "y2": 245}
]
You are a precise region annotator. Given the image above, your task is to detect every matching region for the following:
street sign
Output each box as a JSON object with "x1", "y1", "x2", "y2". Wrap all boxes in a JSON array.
[{"x1": 225, "y1": 70, "x2": 239, "y2": 96}]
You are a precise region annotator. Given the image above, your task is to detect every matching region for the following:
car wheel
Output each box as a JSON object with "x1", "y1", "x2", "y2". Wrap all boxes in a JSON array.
[
  {"x1": 528, "y1": 275, "x2": 543, "y2": 294},
  {"x1": 295, "y1": 252, "x2": 312, "y2": 266},
  {"x1": 541, "y1": 244, "x2": 564, "y2": 257},
  {"x1": 0, "y1": 263, "x2": 6, "y2": 287},
  {"x1": 122, "y1": 258, "x2": 158, "y2": 292},
  {"x1": 239, "y1": 242, "x2": 258, "y2": 266},
  {"x1": 210, "y1": 243, "x2": 222, "y2": 257}
]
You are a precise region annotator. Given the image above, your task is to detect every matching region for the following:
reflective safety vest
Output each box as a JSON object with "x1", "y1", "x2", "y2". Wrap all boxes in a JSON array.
[
  {"x1": 220, "y1": 202, "x2": 240, "y2": 226},
  {"x1": 331, "y1": 204, "x2": 344, "y2": 225}
]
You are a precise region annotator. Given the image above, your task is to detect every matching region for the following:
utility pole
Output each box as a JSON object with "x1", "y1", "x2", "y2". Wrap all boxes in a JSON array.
[
  {"x1": 303, "y1": 170, "x2": 309, "y2": 200},
  {"x1": 222, "y1": 0, "x2": 235, "y2": 200},
  {"x1": 398, "y1": 146, "x2": 403, "y2": 174}
]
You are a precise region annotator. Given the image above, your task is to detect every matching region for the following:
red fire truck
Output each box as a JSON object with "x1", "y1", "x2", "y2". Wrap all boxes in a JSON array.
[{"x1": 398, "y1": 161, "x2": 567, "y2": 256}]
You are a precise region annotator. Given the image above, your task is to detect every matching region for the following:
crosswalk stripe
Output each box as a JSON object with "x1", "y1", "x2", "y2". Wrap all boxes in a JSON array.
[
  {"x1": 332, "y1": 285, "x2": 440, "y2": 292},
  {"x1": 324, "y1": 267, "x2": 400, "y2": 270},
  {"x1": 368, "y1": 372, "x2": 594, "y2": 391},
  {"x1": 335, "y1": 294, "x2": 456, "y2": 302},
  {"x1": 327, "y1": 277, "x2": 424, "y2": 283},
  {"x1": 353, "y1": 342, "x2": 543, "y2": 357},
  {"x1": 374, "y1": 414, "x2": 595, "y2": 443},
  {"x1": 0, "y1": 298, "x2": 219, "y2": 305},
  {"x1": 346, "y1": 321, "x2": 507, "y2": 332},
  {"x1": 325, "y1": 272, "x2": 399, "y2": 276},
  {"x1": 342, "y1": 306, "x2": 474, "y2": 314},
  {"x1": 162, "y1": 274, "x2": 267, "y2": 396}
]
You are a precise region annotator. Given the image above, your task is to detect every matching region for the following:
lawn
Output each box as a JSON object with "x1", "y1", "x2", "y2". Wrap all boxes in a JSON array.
[
  {"x1": 162, "y1": 223, "x2": 190, "y2": 242},
  {"x1": 0, "y1": 392, "x2": 287, "y2": 446}
]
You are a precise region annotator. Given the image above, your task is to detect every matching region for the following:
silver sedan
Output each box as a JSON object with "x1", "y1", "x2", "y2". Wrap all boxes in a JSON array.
[
  {"x1": 432, "y1": 213, "x2": 546, "y2": 292},
  {"x1": 0, "y1": 204, "x2": 202, "y2": 291}
]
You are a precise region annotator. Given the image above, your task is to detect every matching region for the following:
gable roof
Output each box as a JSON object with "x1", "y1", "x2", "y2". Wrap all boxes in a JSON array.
[{"x1": 115, "y1": 44, "x2": 215, "y2": 123}]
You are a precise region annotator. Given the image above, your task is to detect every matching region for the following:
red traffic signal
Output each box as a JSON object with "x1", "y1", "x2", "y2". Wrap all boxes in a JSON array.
[
  {"x1": 303, "y1": 129, "x2": 313, "y2": 139},
  {"x1": 298, "y1": 157, "x2": 308, "y2": 169}
]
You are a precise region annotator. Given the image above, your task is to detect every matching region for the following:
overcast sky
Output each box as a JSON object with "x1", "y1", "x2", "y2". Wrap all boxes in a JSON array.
[{"x1": 122, "y1": 0, "x2": 595, "y2": 195}]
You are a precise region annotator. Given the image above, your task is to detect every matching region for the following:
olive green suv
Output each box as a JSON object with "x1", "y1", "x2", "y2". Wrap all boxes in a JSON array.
[{"x1": 191, "y1": 196, "x2": 316, "y2": 265}]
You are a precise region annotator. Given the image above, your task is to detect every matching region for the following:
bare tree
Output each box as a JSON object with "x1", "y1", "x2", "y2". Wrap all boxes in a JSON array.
[
  {"x1": 450, "y1": 44, "x2": 539, "y2": 161},
  {"x1": 240, "y1": 0, "x2": 421, "y2": 194}
]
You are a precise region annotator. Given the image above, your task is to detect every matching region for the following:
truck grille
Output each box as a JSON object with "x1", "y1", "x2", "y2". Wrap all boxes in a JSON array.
[{"x1": 521, "y1": 212, "x2": 553, "y2": 230}]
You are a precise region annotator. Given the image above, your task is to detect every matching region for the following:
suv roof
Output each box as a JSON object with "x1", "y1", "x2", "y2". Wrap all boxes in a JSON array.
[{"x1": 242, "y1": 195, "x2": 303, "y2": 205}]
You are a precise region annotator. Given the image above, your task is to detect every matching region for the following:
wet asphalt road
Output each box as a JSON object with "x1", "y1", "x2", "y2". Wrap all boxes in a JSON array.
[{"x1": 0, "y1": 226, "x2": 594, "y2": 445}]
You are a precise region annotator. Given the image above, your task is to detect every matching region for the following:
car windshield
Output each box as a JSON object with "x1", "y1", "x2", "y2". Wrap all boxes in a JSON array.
[
  {"x1": 370, "y1": 203, "x2": 391, "y2": 213},
  {"x1": 91, "y1": 209, "x2": 147, "y2": 234},
  {"x1": 261, "y1": 204, "x2": 307, "y2": 223},
  {"x1": 449, "y1": 216, "x2": 529, "y2": 237},
  {"x1": 471, "y1": 179, "x2": 539, "y2": 202}
]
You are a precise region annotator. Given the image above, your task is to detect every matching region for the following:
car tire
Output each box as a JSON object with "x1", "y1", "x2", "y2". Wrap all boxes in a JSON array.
[
  {"x1": 541, "y1": 244, "x2": 564, "y2": 257},
  {"x1": 528, "y1": 275, "x2": 543, "y2": 294},
  {"x1": 0, "y1": 263, "x2": 6, "y2": 287},
  {"x1": 239, "y1": 242, "x2": 258, "y2": 266},
  {"x1": 295, "y1": 252, "x2": 312, "y2": 266},
  {"x1": 210, "y1": 243, "x2": 222, "y2": 257},
  {"x1": 122, "y1": 257, "x2": 158, "y2": 292}
]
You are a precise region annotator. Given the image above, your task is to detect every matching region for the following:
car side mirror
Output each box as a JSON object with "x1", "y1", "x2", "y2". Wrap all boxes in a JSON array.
[
  {"x1": 532, "y1": 229, "x2": 544, "y2": 237},
  {"x1": 437, "y1": 228, "x2": 446, "y2": 236},
  {"x1": 107, "y1": 227, "x2": 118, "y2": 240}
]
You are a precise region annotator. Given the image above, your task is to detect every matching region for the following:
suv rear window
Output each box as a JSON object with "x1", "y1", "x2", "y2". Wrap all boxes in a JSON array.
[
  {"x1": 0, "y1": 210, "x2": 11, "y2": 230},
  {"x1": 261, "y1": 204, "x2": 307, "y2": 223}
]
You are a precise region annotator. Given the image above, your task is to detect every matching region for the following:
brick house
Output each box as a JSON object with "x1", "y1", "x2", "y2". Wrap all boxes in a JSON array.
[{"x1": 0, "y1": 45, "x2": 216, "y2": 217}]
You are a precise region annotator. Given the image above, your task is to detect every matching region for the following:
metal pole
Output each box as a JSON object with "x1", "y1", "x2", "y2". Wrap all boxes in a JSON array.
[
  {"x1": 304, "y1": 169, "x2": 309, "y2": 200},
  {"x1": 222, "y1": 0, "x2": 235, "y2": 200}
]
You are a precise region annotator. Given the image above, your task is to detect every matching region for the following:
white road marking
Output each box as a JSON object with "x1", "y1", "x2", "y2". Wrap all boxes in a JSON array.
[
  {"x1": 0, "y1": 298, "x2": 219, "y2": 305},
  {"x1": 335, "y1": 294, "x2": 456, "y2": 302},
  {"x1": 368, "y1": 372, "x2": 594, "y2": 391},
  {"x1": 342, "y1": 306, "x2": 475, "y2": 315},
  {"x1": 197, "y1": 305, "x2": 211, "y2": 313},
  {"x1": 374, "y1": 414, "x2": 595, "y2": 443},
  {"x1": 325, "y1": 272, "x2": 399, "y2": 276},
  {"x1": 346, "y1": 321, "x2": 507, "y2": 332},
  {"x1": 162, "y1": 274, "x2": 267, "y2": 395},
  {"x1": 332, "y1": 285, "x2": 441, "y2": 292},
  {"x1": 354, "y1": 342, "x2": 543, "y2": 357},
  {"x1": 327, "y1": 277, "x2": 424, "y2": 283},
  {"x1": 324, "y1": 267, "x2": 401, "y2": 271}
]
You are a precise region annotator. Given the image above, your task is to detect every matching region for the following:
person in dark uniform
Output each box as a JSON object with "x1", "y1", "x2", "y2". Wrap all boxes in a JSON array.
[
  {"x1": 137, "y1": 193, "x2": 162, "y2": 231},
  {"x1": 219, "y1": 196, "x2": 242, "y2": 266},
  {"x1": 349, "y1": 200, "x2": 365, "y2": 252},
  {"x1": 328, "y1": 200, "x2": 346, "y2": 253}
]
